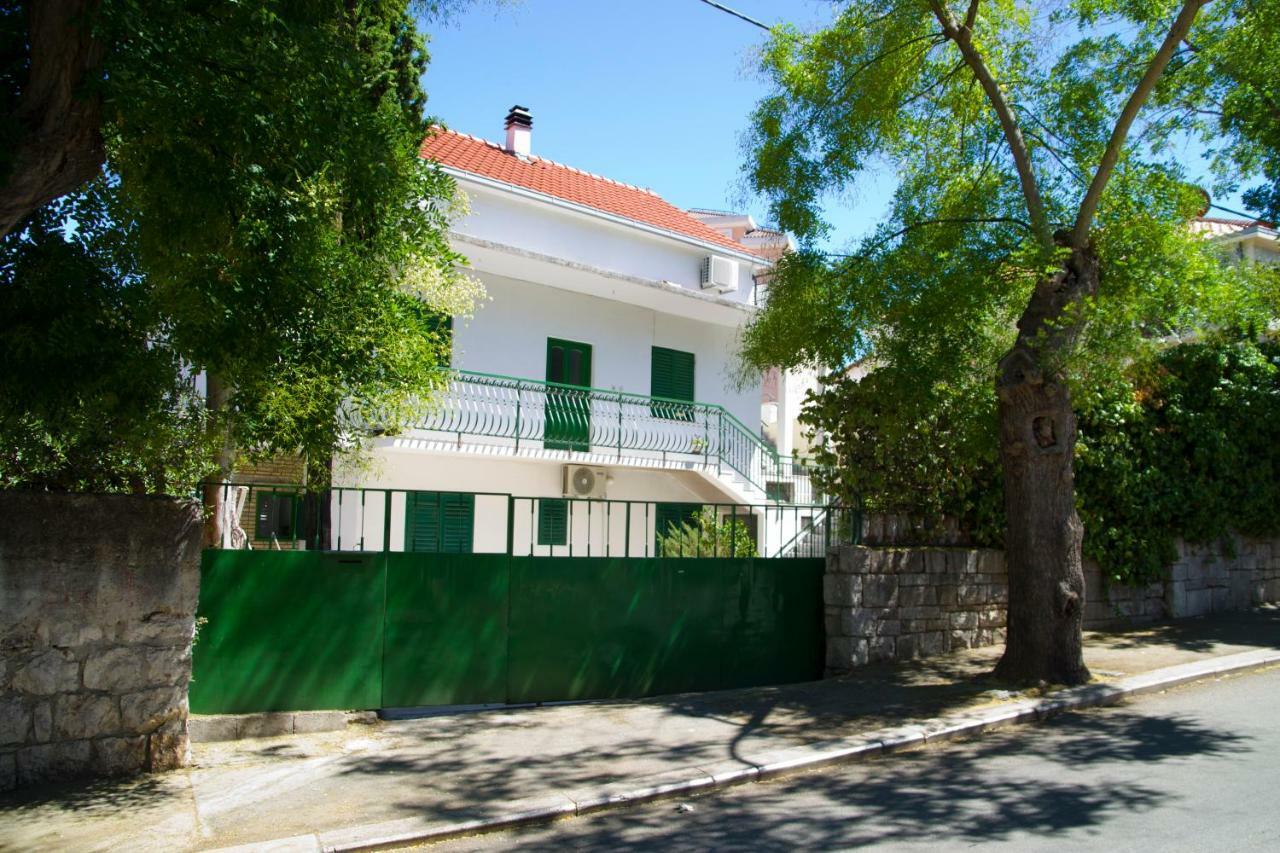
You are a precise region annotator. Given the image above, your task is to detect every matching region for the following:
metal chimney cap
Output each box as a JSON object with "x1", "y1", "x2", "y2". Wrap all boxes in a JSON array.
[{"x1": 504, "y1": 105, "x2": 532, "y2": 128}]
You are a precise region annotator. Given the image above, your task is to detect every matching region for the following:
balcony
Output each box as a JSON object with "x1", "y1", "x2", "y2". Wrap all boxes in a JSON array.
[{"x1": 396, "y1": 370, "x2": 826, "y2": 504}]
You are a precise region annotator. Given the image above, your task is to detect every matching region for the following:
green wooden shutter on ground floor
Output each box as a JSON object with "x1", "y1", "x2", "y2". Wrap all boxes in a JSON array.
[
  {"x1": 405, "y1": 492, "x2": 475, "y2": 554},
  {"x1": 651, "y1": 347, "x2": 695, "y2": 421},
  {"x1": 538, "y1": 499, "x2": 569, "y2": 546}
]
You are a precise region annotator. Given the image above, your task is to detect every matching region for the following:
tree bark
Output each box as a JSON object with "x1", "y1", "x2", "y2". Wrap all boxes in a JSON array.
[
  {"x1": 200, "y1": 375, "x2": 235, "y2": 548},
  {"x1": 993, "y1": 246, "x2": 1099, "y2": 685},
  {"x1": 1, "y1": 0, "x2": 107, "y2": 238}
]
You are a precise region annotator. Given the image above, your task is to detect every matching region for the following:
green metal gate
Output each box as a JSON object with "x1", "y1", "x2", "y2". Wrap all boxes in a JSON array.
[{"x1": 190, "y1": 551, "x2": 826, "y2": 715}]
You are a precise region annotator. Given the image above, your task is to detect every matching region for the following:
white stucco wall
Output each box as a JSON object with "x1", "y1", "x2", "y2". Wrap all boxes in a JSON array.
[
  {"x1": 455, "y1": 181, "x2": 761, "y2": 302},
  {"x1": 452, "y1": 271, "x2": 759, "y2": 431}
]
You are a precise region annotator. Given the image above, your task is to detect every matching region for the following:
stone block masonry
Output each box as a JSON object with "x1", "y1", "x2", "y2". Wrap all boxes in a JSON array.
[
  {"x1": 827, "y1": 536, "x2": 1280, "y2": 675},
  {"x1": 824, "y1": 547, "x2": 1008, "y2": 673},
  {"x1": 0, "y1": 492, "x2": 202, "y2": 790},
  {"x1": 1083, "y1": 536, "x2": 1280, "y2": 628}
]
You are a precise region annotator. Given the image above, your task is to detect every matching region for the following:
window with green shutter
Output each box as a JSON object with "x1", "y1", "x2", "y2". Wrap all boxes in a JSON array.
[
  {"x1": 404, "y1": 491, "x2": 474, "y2": 553},
  {"x1": 650, "y1": 347, "x2": 695, "y2": 421},
  {"x1": 537, "y1": 499, "x2": 569, "y2": 546}
]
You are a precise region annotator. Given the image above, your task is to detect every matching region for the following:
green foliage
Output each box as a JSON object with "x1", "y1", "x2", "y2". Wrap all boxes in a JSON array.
[
  {"x1": 1077, "y1": 339, "x2": 1280, "y2": 584},
  {"x1": 658, "y1": 508, "x2": 758, "y2": 558},
  {"x1": 800, "y1": 366, "x2": 1005, "y2": 546},
  {"x1": 1, "y1": 1, "x2": 483, "y2": 493},
  {"x1": 740, "y1": 1, "x2": 1280, "y2": 582},
  {"x1": 0, "y1": 184, "x2": 216, "y2": 493},
  {"x1": 1154, "y1": 0, "x2": 1280, "y2": 220}
]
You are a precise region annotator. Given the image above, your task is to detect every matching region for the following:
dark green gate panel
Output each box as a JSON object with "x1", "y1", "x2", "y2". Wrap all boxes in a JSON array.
[
  {"x1": 506, "y1": 557, "x2": 720, "y2": 703},
  {"x1": 190, "y1": 551, "x2": 385, "y2": 714},
  {"x1": 382, "y1": 553, "x2": 510, "y2": 707},
  {"x1": 720, "y1": 558, "x2": 826, "y2": 689},
  {"x1": 193, "y1": 551, "x2": 826, "y2": 713}
]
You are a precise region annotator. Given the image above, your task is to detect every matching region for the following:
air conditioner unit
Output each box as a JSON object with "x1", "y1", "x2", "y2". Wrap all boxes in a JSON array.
[
  {"x1": 700, "y1": 255, "x2": 739, "y2": 293},
  {"x1": 564, "y1": 465, "x2": 608, "y2": 499}
]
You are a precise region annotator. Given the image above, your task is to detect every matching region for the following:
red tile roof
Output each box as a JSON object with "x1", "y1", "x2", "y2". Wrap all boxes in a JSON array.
[{"x1": 420, "y1": 128, "x2": 767, "y2": 259}]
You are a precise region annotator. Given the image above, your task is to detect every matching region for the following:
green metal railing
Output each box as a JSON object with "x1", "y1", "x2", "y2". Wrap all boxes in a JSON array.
[{"x1": 408, "y1": 370, "x2": 825, "y2": 503}]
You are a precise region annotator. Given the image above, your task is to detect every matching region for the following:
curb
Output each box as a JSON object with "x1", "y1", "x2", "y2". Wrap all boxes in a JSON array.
[
  {"x1": 190, "y1": 711, "x2": 379, "y2": 743},
  {"x1": 208, "y1": 647, "x2": 1280, "y2": 852}
]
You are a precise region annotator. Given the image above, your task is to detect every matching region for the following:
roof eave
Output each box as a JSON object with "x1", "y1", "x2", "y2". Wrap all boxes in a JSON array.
[{"x1": 434, "y1": 164, "x2": 772, "y2": 267}]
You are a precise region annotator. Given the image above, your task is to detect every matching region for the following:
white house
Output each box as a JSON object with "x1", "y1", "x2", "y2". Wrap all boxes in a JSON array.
[{"x1": 318, "y1": 107, "x2": 831, "y2": 558}]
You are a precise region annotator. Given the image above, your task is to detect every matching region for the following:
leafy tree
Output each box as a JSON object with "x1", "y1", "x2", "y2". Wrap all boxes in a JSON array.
[
  {"x1": 1166, "y1": 1, "x2": 1280, "y2": 220},
  {"x1": 1, "y1": 3, "x2": 484, "y2": 522},
  {"x1": 741, "y1": 0, "x2": 1276, "y2": 683},
  {"x1": 1077, "y1": 337, "x2": 1280, "y2": 587}
]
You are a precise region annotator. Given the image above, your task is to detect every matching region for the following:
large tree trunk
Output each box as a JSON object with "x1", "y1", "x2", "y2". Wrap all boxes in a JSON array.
[
  {"x1": 201, "y1": 375, "x2": 235, "y2": 548},
  {"x1": 993, "y1": 246, "x2": 1099, "y2": 685},
  {"x1": 1, "y1": 0, "x2": 107, "y2": 238}
]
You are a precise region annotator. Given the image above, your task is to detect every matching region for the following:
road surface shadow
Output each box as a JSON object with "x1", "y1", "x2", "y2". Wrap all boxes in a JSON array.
[{"x1": 484, "y1": 706, "x2": 1250, "y2": 850}]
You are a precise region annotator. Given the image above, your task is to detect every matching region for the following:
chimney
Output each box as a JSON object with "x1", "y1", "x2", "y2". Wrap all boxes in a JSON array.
[{"x1": 504, "y1": 105, "x2": 532, "y2": 157}]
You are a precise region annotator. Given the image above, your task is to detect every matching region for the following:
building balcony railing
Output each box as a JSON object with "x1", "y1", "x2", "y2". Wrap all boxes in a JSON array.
[{"x1": 403, "y1": 370, "x2": 827, "y2": 504}]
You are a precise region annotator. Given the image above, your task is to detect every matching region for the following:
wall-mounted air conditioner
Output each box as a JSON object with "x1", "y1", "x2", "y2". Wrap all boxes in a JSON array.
[
  {"x1": 564, "y1": 465, "x2": 608, "y2": 499},
  {"x1": 700, "y1": 255, "x2": 739, "y2": 293}
]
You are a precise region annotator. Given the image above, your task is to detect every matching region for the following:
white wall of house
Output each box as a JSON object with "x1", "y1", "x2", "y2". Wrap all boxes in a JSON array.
[
  {"x1": 452, "y1": 271, "x2": 758, "y2": 430},
  {"x1": 454, "y1": 181, "x2": 761, "y2": 302}
]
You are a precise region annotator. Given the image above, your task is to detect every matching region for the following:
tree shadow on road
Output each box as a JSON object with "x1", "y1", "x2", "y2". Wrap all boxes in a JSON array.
[{"x1": 486, "y1": 706, "x2": 1250, "y2": 851}]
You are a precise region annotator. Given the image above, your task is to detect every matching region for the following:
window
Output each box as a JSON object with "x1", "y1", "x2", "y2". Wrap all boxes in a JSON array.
[
  {"x1": 765, "y1": 481, "x2": 794, "y2": 503},
  {"x1": 537, "y1": 499, "x2": 569, "y2": 547},
  {"x1": 650, "y1": 347, "x2": 695, "y2": 421},
  {"x1": 405, "y1": 491, "x2": 474, "y2": 553},
  {"x1": 255, "y1": 492, "x2": 298, "y2": 541}
]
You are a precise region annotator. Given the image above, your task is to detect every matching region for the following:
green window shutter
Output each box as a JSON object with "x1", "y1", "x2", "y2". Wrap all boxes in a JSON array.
[
  {"x1": 651, "y1": 347, "x2": 695, "y2": 421},
  {"x1": 405, "y1": 492, "x2": 474, "y2": 553},
  {"x1": 440, "y1": 493, "x2": 474, "y2": 554},
  {"x1": 537, "y1": 499, "x2": 568, "y2": 546}
]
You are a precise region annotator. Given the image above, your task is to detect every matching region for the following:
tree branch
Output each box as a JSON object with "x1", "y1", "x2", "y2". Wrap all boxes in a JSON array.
[
  {"x1": 929, "y1": 0, "x2": 1052, "y2": 250},
  {"x1": 964, "y1": 0, "x2": 980, "y2": 30},
  {"x1": 0, "y1": 0, "x2": 107, "y2": 238},
  {"x1": 1070, "y1": 0, "x2": 1210, "y2": 247}
]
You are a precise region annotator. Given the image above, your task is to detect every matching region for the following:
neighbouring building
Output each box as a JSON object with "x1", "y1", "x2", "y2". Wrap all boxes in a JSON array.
[{"x1": 1192, "y1": 215, "x2": 1280, "y2": 264}]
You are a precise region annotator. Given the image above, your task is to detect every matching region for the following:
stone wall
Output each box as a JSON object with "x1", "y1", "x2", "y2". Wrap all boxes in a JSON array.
[
  {"x1": 826, "y1": 536, "x2": 1280, "y2": 675},
  {"x1": 0, "y1": 492, "x2": 202, "y2": 790},
  {"x1": 825, "y1": 547, "x2": 1008, "y2": 674},
  {"x1": 1084, "y1": 536, "x2": 1280, "y2": 627}
]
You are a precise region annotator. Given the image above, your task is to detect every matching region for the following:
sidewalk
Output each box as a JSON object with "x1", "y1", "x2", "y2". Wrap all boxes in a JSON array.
[{"x1": 2, "y1": 609, "x2": 1277, "y2": 852}]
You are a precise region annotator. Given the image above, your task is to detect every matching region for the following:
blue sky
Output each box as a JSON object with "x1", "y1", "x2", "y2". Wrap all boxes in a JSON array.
[
  {"x1": 420, "y1": 0, "x2": 883, "y2": 249},
  {"x1": 419, "y1": 1, "x2": 1248, "y2": 252}
]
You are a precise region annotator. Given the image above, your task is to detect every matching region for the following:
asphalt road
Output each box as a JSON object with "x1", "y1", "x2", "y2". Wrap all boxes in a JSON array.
[{"x1": 430, "y1": 666, "x2": 1280, "y2": 852}]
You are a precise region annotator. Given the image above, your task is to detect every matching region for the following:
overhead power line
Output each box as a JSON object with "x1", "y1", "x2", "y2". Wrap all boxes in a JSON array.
[
  {"x1": 695, "y1": 0, "x2": 770, "y2": 31},
  {"x1": 1208, "y1": 201, "x2": 1269, "y2": 223}
]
